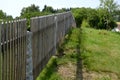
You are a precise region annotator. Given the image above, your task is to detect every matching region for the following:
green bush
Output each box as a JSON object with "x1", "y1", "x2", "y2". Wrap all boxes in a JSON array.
[
  {"x1": 71, "y1": 8, "x2": 117, "y2": 30},
  {"x1": 81, "y1": 19, "x2": 90, "y2": 28},
  {"x1": 71, "y1": 8, "x2": 87, "y2": 27}
]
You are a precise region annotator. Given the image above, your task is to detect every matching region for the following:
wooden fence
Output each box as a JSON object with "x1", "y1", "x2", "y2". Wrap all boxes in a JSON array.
[
  {"x1": 0, "y1": 20, "x2": 27, "y2": 80},
  {"x1": 0, "y1": 11, "x2": 76, "y2": 80},
  {"x1": 31, "y1": 12, "x2": 75, "y2": 79}
]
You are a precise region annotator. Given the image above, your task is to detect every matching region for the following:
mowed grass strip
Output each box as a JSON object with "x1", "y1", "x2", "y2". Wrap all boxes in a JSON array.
[{"x1": 80, "y1": 27, "x2": 120, "y2": 79}]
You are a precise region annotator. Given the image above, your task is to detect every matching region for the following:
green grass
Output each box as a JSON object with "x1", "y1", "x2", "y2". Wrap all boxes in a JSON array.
[
  {"x1": 36, "y1": 56, "x2": 62, "y2": 80},
  {"x1": 36, "y1": 28, "x2": 81, "y2": 80},
  {"x1": 37, "y1": 27, "x2": 120, "y2": 80},
  {"x1": 80, "y1": 27, "x2": 120, "y2": 79}
]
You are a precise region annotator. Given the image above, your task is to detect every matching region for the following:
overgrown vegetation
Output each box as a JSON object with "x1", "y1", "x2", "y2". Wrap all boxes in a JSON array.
[
  {"x1": 72, "y1": 0, "x2": 120, "y2": 30},
  {"x1": 36, "y1": 57, "x2": 62, "y2": 80},
  {"x1": 71, "y1": 7, "x2": 117, "y2": 30},
  {"x1": 0, "y1": 10, "x2": 13, "y2": 22}
]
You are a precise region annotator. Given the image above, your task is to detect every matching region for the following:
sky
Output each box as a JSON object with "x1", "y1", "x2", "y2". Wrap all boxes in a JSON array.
[{"x1": 0, "y1": 0, "x2": 120, "y2": 18}]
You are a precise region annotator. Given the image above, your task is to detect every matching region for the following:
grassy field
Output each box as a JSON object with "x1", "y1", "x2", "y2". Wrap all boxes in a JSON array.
[
  {"x1": 36, "y1": 27, "x2": 120, "y2": 80},
  {"x1": 80, "y1": 27, "x2": 120, "y2": 80}
]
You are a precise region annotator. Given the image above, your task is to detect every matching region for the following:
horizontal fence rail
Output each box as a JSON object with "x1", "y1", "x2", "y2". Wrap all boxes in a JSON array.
[{"x1": 0, "y1": 11, "x2": 76, "y2": 80}]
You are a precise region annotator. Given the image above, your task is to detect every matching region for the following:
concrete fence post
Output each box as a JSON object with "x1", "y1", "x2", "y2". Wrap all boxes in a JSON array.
[
  {"x1": 54, "y1": 16, "x2": 58, "y2": 48},
  {"x1": 26, "y1": 31, "x2": 33, "y2": 80}
]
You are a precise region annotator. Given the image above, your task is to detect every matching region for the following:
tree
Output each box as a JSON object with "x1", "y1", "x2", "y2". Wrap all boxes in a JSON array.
[
  {"x1": 99, "y1": 0, "x2": 119, "y2": 16},
  {"x1": 6, "y1": 15, "x2": 13, "y2": 20},
  {"x1": 98, "y1": 0, "x2": 119, "y2": 29},
  {"x1": 0, "y1": 10, "x2": 13, "y2": 21},
  {"x1": 21, "y1": 4, "x2": 40, "y2": 16},
  {"x1": 87, "y1": 8, "x2": 99, "y2": 28},
  {"x1": 97, "y1": 8, "x2": 109, "y2": 29},
  {"x1": 114, "y1": 9, "x2": 120, "y2": 21},
  {"x1": 42, "y1": 5, "x2": 54, "y2": 13},
  {"x1": 0, "y1": 10, "x2": 6, "y2": 19},
  {"x1": 55, "y1": 8, "x2": 70, "y2": 13},
  {"x1": 20, "y1": 5, "x2": 40, "y2": 19},
  {"x1": 71, "y1": 7, "x2": 88, "y2": 27},
  {"x1": 71, "y1": 7, "x2": 117, "y2": 29},
  {"x1": 20, "y1": 4, "x2": 41, "y2": 30}
]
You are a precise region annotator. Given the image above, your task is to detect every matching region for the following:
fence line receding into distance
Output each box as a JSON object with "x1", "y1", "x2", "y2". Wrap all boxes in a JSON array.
[{"x1": 0, "y1": 11, "x2": 76, "y2": 80}]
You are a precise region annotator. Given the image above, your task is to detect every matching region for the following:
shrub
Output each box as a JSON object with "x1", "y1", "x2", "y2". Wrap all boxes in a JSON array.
[{"x1": 81, "y1": 19, "x2": 90, "y2": 28}]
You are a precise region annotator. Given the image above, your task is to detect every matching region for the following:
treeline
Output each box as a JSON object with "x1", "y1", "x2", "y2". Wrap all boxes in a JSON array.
[
  {"x1": 0, "y1": 0, "x2": 120, "y2": 30},
  {"x1": 0, "y1": 10, "x2": 13, "y2": 21},
  {"x1": 0, "y1": 4, "x2": 70, "y2": 30},
  {"x1": 19, "y1": 4, "x2": 70, "y2": 19},
  {"x1": 18, "y1": 4, "x2": 70, "y2": 30},
  {"x1": 71, "y1": 7, "x2": 118, "y2": 30},
  {"x1": 0, "y1": 4, "x2": 70, "y2": 21},
  {"x1": 72, "y1": 0, "x2": 120, "y2": 30}
]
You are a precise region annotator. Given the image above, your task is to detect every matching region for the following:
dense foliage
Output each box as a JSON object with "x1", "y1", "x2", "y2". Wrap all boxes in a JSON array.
[
  {"x1": 0, "y1": 10, "x2": 13, "y2": 22},
  {"x1": 72, "y1": 0, "x2": 120, "y2": 30},
  {"x1": 20, "y1": 4, "x2": 70, "y2": 19},
  {"x1": 19, "y1": 4, "x2": 70, "y2": 30},
  {"x1": 72, "y1": 7, "x2": 118, "y2": 30}
]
